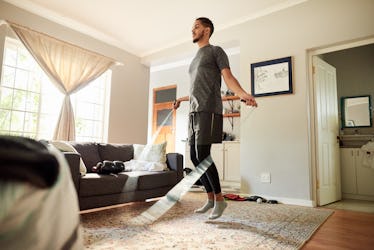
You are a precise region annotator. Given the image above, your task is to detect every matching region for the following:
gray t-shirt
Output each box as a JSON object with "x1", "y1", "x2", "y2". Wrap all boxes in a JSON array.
[{"x1": 189, "y1": 45, "x2": 230, "y2": 114}]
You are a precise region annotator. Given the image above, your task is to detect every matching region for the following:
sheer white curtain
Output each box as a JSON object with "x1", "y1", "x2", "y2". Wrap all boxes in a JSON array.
[{"x1": 8, "y1": 22, "x2": 115, "y2": 141}]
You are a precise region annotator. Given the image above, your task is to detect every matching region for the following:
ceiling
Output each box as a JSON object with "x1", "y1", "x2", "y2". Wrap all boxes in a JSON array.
[{"x1": 5, "y1": 0, "x2": 307, "y2": 58}]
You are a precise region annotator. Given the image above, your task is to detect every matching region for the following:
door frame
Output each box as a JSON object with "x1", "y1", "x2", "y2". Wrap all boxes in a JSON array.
[
  {"x1": 152, "y1": 84, "x2": 177, "y2": 152},
  {"x1": 308, "y1": 36, "x2": 374, "y2": 207}
]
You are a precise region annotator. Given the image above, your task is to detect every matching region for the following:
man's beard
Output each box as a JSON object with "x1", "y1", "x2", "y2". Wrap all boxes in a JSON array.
[{"x1": 193, "y1": 33, "x2": 202, "y2": 43}]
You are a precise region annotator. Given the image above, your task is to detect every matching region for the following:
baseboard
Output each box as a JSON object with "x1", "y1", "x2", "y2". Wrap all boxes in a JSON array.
[
  {"x1": 187, "y1": 183, "x2": 314, "y2": 207},
  {"x1": 238, "y1": 193, "x2": 314, "y2": 207},
  {"x1": 342, "y1": 193, "x2": 374, "y2": 201},
  {"x1": 221, "y1": 181, "x2": 240, "y2": 192}
]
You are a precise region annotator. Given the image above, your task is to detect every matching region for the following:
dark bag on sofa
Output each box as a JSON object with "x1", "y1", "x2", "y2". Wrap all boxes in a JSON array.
[{"x1": 92, "y1": 160, "x2": 125, "y2": 174}]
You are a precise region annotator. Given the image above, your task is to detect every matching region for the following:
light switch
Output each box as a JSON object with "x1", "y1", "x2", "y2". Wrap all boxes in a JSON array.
[{"x1": 260, "y1": 172, "x2": 271, "y2": 183}]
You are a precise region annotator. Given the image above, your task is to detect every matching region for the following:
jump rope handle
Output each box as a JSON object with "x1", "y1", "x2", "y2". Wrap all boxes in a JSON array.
[{"x1": 241, "y1": 99, "x2": 258, "y2": 108}]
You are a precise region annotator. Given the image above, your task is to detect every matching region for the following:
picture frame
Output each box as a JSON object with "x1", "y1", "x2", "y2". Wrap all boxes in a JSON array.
[{"x1": 251, "y1": 56, "x2": 293, "y2": 97}]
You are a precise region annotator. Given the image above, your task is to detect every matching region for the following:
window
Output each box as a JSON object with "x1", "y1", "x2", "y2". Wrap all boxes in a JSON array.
[
  {"x1": 0, "y1": 37, "x2": 111, "y2": 142},
  {"x1": 71, "y1": 71, "x2": 111, "y2": 142},
  {"x1": 154, "y1": 87, "x2": 176, "y2": 103},
  {"x1": 0, "y1": 37, "x2": 61, "y2": 139}
]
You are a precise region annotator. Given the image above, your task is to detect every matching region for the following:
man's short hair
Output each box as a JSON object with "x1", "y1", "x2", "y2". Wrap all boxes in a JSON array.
[{"x1": 196, "y1": 17, "x2": 214, "y2": 37}]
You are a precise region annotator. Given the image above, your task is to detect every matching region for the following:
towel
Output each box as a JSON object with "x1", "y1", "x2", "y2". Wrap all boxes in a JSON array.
[{"x1": 361, "y1": 141, "x2": 374, "y2": 169}]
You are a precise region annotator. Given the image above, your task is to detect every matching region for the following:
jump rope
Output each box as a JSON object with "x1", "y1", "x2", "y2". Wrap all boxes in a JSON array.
[{"x1": 130, "y1": 103, "x2": 256, "y2": 225}]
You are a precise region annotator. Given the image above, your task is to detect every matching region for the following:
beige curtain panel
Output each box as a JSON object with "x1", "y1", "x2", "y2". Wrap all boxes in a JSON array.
[{"x1": 9, "y1": 22, "x2": 115, "y2": 141}]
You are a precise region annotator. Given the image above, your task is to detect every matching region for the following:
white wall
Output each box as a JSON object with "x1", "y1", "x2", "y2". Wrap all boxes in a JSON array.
[
  {"x1": 143, "y1": 0, "x2": 374, "y2": 204},
  {"x1": 0, "y1": 1, "x2": 150, "y2": 144}
]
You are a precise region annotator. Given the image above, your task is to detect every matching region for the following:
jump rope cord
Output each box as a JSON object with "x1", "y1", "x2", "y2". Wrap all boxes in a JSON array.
[
  {"x1": 137, "y1": 110, "x2": 173, "y2": 160},
  {"x1": 131, "y1": 106, "x2": 256, "y2": 225},
  {"x1": 242, "y1": 106, "x2": 256, "y2": 123},
  {"x1": 130, "y1": 155, "x2": 213, "y2": 225}
]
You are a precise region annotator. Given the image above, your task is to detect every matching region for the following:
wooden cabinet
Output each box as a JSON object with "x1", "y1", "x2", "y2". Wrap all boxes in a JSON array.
[
  {"x1": 340, "y1": 148, "x2": 374, "y2": 198},
  {"x1": 223, "y1": 142, "x2": 240, "y2": 182},
  {"x1": 356, "y1": 154, "x2": 374, "y2": 197},
  {"x1": 340, "y1": 148, "x2": 359, "y2": 194},
  {"x1": 185, "y1": 141, "x2": 240, "y2": 184}
]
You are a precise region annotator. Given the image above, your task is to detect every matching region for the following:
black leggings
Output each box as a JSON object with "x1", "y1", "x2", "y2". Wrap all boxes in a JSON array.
[{"x1": 190, "y1": 144, "x2": 221, "y2": 194}]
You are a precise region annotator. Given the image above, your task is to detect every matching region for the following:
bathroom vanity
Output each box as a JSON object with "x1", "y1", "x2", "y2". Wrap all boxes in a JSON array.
[
  {"x1": 340, "y1": 135, "x2": 374, "y2": 200},
  {"x1": 339, "y1": 95, "x2": 374, "y2": 201}
]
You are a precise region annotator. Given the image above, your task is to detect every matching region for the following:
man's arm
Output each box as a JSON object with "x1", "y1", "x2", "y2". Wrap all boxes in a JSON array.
[
  {"x1": 221, "y1": 68, "x2": 257, "y2": 107},
  {"x1": 173, "y1": 96, "x2": 189, "y2": 109}
]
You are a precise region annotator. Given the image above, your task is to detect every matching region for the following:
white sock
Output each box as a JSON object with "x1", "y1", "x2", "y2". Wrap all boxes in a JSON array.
[
  {"x1": 209, "y1": 200, "x2": 227, "y2": 219},
  {"x1": 194, "y1": 200, "x2": 214, "y2": 213}
]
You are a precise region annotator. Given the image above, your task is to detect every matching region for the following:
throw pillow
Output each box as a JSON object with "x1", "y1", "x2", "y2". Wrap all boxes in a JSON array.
[
  {"x1": 50, "y1": 141, "x2": 87, "y2": 176},
  {"x1": 124, "y1": 159, "x2": 167, "y2": 172},
  {"x1": 133, "y1": 142, "x2": 167, "y2": 163}
]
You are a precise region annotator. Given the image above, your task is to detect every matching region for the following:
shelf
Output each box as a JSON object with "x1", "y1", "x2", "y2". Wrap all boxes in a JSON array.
[
  {"x1": 223, "y1": 113, "x2": 240, "y2": 118},
  {"x1": 222, "y1": 95, "x2": 240, "y2": 101},
  {"x1": 222, "y1": 95, "x2": 241, "y2": 130}
]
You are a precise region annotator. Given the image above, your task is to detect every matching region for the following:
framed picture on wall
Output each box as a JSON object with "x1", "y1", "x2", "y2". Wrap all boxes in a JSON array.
[{"x1": 251, "y1": 56, "x2": 293, "y2": 97}]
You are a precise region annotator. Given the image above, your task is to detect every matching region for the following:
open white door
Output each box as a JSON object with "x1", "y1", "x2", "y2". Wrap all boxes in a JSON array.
[{"x1": 313, "y1": 56, "x2": 341, "y2": 206}]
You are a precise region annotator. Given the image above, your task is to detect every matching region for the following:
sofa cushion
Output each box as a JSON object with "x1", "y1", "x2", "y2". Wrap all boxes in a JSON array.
[
  {"x1": 125, "y1": 170, "x2": 178, "y2": 191},
  {"x1": 69, "y1": 142, "x2": 101, "y2": 173},
  {"x1": 79, "y1": 173, "x2": 130, "y2": 196},
  {"x1": 98, "y1": 143, "x2": 133, "y2": 162}
]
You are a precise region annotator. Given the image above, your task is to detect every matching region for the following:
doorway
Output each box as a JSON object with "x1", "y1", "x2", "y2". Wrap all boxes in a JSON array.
[
  {"x1": 309, "y1": 36, "x2": 374, "y2": 208},
  {"x1": 152, "y1": 85, "x2": 176, "y2": 153}
]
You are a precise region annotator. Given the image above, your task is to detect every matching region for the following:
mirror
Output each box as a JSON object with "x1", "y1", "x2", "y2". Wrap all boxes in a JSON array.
[{"x1": 341, "y1": 95, "x2": 372, "y2": 128}]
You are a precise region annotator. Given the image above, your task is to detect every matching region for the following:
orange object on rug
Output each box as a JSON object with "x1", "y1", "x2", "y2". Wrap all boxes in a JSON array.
[{"x1": 223, "y1": 193, "x2": 247, "y2": 201}]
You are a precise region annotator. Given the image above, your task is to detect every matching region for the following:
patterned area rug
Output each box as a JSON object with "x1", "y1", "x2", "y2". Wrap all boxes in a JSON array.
[{"x1": 81, "y1": 192, "x2": 333, "y2": 250}]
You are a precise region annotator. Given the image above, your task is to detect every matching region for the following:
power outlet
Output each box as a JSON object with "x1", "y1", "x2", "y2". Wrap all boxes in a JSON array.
[{"x1": 260, "y1": 172, "x2": 271, "y2": 183}]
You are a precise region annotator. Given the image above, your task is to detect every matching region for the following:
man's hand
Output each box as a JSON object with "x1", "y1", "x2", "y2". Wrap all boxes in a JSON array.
[
  {"x1": 173, "y1": 99, "x2": 181, "y2": 109},
  {"x1": 240, "y1": 93, "x2": 258, "y2": 107},
  {"x1": 173, "y1": 96, "x2": 189, "y2": 109}
]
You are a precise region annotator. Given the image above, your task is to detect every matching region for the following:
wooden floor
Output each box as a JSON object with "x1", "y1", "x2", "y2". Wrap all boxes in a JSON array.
[{"x1": 302, "y1": 209, "x2": 374, "y2": 250}]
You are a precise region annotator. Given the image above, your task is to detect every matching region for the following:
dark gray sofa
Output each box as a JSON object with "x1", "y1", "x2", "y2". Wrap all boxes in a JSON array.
[{"x1": 62, "y1": 142, "x2": 183, "y2": 210}]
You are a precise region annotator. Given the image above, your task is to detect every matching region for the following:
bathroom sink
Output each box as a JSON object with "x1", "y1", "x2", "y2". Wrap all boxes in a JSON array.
[
  {"x1": 340, "y1": 135, "x2": 374, "y2": 148},
  {"x1": 340, "y1": 134, "x2": 374, "y2": 140}
]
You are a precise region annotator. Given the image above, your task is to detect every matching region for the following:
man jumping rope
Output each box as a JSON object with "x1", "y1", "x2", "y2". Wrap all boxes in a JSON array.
[{"x1": 174, "y1": 17, "x2": 257, "y2": 219}]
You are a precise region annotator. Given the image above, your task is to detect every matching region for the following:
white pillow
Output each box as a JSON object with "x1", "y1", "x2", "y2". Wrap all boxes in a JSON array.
[
  {"x1": 133, "y1": 142, "x2": 167, "y2": 163},
  {"x1": 49, "y1": 141, "x2": 87, "y2": 176},
  {"x1": 124, "y1": 159, "x2": 167, "y2": 172}
]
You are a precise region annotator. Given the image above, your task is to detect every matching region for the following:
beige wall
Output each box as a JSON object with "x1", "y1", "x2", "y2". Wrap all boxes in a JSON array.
[
  {"x1": 143, "y1": 0, "x2": 374, "y2": 204},
  {"x1": 0, "y1": 0, "x2": 150, "y2": 144}
]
